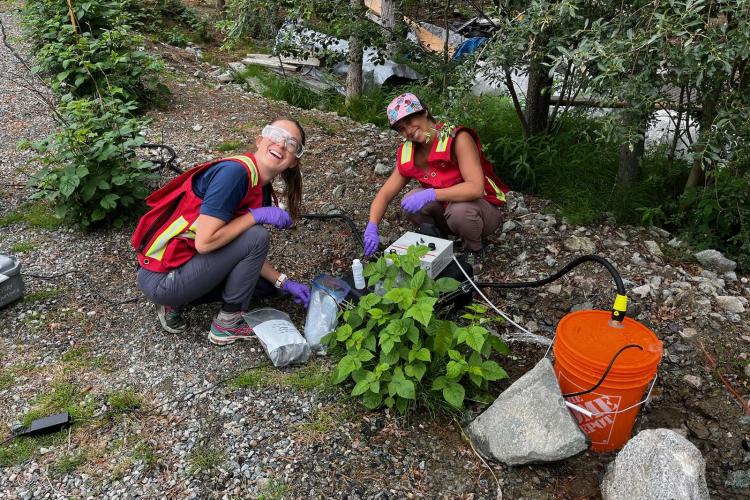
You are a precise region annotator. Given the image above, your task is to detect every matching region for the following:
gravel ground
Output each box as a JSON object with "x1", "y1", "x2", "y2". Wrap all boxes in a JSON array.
[{"x1": 2, "y1": 4, "x2": 750, "y2": 499}]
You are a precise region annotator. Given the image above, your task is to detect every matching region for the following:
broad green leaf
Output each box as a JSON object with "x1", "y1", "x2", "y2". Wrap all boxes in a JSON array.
[
  {"x1": 336, "y1": 324, "x2": 353, "y2": 341},
  {"x1": 351, "y1": 379, "x2": 370, "y2": 396},
  {"x1": 465, "y1": 325, "x2": 486, "y2": 352},
  {"x1": 357, "y1": 349, "x2": 374, "y2": 362},
  {"x1": 410, "y1": 269, "x2": 427, "y2": 290},
  {"x1": 404, "y1": 362, "x2": 426, "y2": 381},
  {"x1": 443, "y1": 382, "x2": 465, "y2": 408},
  {"x1": 359, "y1": 293, "x2": 381, "y2": 309},
  {"x1": 429, "y1": 320, "x2": 454, "y2": 355},
  {"x1": 446, "y1": 360, "x2": 466, "y2": 379},
  {"x1": 414, "y1": 347, "x2": 431, "y2": 362},
  {"x1": 369, "y1": 381, "x2": 380, "y2": 394},
  {"x1": 434, "y1": 276, "x2": 461, "y2": 292},
  {"x1": 432, "y1": 376, "x2": 449, "y2": 390},
  {"x1": 488, "y1": 335, "x2": 510, "y2": 355},
  {"x1": 395, "y1": 397, "x2": 409, "y2": 414},
  {"x1": 362, "y1": 391, "x2": 382, "y2": 409},
  {"x1": 404, "y1": 297, "x2": 437, "y2": 326},
  {"x1": 481, "y1": 361, "x2": 508, "y2": 381},
  {"x1": 395, "y1": 379, "x2": 415, "y2": 400}
]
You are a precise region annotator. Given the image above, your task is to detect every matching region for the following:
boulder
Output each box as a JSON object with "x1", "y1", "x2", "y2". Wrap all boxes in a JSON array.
[
  {"x1": 695, "y1": 249, "x2": 737, "y2": 273},
  {"x1": 466, "y1": 359, "x2": 588, "y2": 465},
  {"x1": 601, "y1": 429, "x2": 709, "y2": 500}
]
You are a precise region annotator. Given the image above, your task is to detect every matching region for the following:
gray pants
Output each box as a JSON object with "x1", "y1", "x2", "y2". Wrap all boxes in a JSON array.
[
  {"x1": 403, "y1": 187, "x2": 504, "y2": 251},
  {"x1": 137, "y1": 225, "x2": 273, "y2": 311}
]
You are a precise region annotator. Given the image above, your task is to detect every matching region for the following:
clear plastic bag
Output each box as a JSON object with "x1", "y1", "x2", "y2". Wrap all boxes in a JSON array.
[
  {"x1": 304, "y1": 275, "x2": 350, "y2": 355},
  {"x1": 243, "y1": 308, "x2": 310, "y2": 367}
]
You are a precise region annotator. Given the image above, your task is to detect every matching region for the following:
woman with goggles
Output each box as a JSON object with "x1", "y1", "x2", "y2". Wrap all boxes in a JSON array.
[{"x1": 134, "y1": 118, "x2": 311, "y2": 346}]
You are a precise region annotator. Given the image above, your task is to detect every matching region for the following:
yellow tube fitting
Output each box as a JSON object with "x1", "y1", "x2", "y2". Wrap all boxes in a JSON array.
[{"x1": 611, "y1": 293, "x2": 628, "y2": 322}]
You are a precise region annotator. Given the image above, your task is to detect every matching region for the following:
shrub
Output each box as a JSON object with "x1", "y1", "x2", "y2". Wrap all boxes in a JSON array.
[
  {"x1": 29, "y1": 96, "x2": 156, "y2": 227},
  {"x1": 671, "y1": 169, "x2": 750, "y2": 270},
  {"x1": 23, "y1": 0, "x2": 165, "y2": 106},
  {"x1": 323, "y1": 246, "x2": 509, "y2": 414}
]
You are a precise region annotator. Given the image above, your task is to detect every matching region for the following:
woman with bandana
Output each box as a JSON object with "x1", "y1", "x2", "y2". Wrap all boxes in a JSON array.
[{"x1": 363, "y1": 93, "x2": 509, "y2": 270}]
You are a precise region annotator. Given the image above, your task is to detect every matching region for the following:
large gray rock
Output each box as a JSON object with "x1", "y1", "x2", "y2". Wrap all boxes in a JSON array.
[
  {"x1": 601, "y1": 429, "x2": 709, "y2": 500},
  {"x1": 695, "y1": 249, "x2": 737, "y2": 273},
  {"x1": 466, "y1": 359, "x2": 588, "y2": 465}
]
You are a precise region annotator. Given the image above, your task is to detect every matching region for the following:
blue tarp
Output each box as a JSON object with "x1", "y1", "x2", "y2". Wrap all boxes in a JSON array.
[{"x1": 453, "y1": 37, "x2": 487, "y2": 59}]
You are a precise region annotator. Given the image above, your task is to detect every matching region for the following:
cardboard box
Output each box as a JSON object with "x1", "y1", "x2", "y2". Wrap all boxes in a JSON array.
[
  {"x1": 384, "y1": 232, "x2": 453, "y2": 279},
  {"x1": 0, "y1": 254, "x2": 24, "y2": 308}
]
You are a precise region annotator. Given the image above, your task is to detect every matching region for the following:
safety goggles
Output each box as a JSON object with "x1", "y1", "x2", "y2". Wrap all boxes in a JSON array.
[{"x1": 261, "y1": 125, "x2": 305, "y2": 158}]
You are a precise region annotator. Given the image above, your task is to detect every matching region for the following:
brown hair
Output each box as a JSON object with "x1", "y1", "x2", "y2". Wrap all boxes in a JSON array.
[{"x1": 272, "y1": 118, "x2": 305, "y2": 219}]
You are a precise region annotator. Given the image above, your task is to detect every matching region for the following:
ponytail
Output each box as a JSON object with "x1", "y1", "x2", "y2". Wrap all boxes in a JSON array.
[
  {"x1": 281, "y1": 165, "x2": 302, "y2": 218},
  {"x1": 271, "y1": 117, "x2": 305, "y2": 218}
]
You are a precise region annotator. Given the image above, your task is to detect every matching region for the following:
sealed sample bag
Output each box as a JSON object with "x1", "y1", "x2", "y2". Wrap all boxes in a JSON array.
[
  {"x1": 304, "y1": 275, "x2": 351, "y2": 355},
  {"x1": 243, "y1": 308, "x2": 310, "y2": 367}
]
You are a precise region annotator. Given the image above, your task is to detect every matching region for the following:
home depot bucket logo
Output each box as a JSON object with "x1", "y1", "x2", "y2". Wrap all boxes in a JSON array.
[{"x1": 559, "y1": 372, "x2": 622, "y2": 446}]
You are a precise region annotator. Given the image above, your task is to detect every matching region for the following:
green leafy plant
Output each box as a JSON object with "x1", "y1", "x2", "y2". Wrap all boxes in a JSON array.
[
  {"x1": 29, "y1": 96, "x2": 156, "y2": 227},
  {"x1": 323, "y1": 246, "x2": 509, "y2": 414}
]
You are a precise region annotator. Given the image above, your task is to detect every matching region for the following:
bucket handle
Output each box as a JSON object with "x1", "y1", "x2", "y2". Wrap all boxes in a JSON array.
[
  {"x1": 561, "y1": 343, "x2": 643, "y2": 398},
  {"x1": 565, "y1": 373, "x2": 658, "y2": 417}
]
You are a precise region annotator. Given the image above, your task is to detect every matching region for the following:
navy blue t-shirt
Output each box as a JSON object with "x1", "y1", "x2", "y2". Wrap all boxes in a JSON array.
[{"x1": 192, "y1": 160, "x2": 272, "y2": 221}]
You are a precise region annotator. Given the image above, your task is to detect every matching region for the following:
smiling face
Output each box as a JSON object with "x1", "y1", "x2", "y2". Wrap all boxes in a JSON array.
[
  {"x1": 394, "y1": 112, "x2": 434, "y2": 144},
  {"x1": 255, "y1": 119, "x2": 304, "y2": 171}
]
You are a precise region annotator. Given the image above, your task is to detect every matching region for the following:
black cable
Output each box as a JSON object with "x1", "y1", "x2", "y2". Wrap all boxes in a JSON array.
[
  {"x1": 561, "y1": 344, "x2": 643, "y2": 398},
  {"x1": 300, "y1": 213, "x2": 364, "y2": 249},
  {"x1": 473, "y1": 254, "x2": 626, "y2": 296}
]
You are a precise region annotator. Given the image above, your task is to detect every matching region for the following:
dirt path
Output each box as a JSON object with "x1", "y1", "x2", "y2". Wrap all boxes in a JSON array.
[{"x1": 1, "y1": 5, "x2": 750, "y2": 499}]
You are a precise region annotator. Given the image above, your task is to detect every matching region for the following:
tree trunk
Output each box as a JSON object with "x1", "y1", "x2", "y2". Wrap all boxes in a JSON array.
[
  {"x1": 524, "y1": 59, "x2": 553, "y2": 136},
  {"x1": 684, "y1": 90, "x2": 719, "y2": 191},
  {"x1": 381, "y1": 0, "x2": 399, "y2": 56},
  {"x1": 617, "y1": 111, "x2": 646, "y2": 186},
  {"x1": 346, "y1": 0, "x2": 364, "y2": 105}
]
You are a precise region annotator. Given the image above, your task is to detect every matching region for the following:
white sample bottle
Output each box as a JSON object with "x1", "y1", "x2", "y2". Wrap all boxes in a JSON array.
[{"x1": 352, "y1": 259, "x2": 366, "y2": 289}]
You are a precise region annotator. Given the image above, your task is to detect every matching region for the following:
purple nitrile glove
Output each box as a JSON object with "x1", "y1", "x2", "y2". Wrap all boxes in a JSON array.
[
  {"x1": 363, "y1": 221, "x2": 379, "y2": 257},
  {"x1": 400, "y1": 188, "x2": 436, "y2": 214},
  {"x1": 249, "y1": 206, "x2": 292, "y2": 229},
  {"x1": 282, "y1": 279, "x2": 310, "y2": 308}
]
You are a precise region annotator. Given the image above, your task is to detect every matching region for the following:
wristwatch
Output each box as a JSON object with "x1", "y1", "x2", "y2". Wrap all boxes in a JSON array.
[{"x1": 274, "y1": 273, "x2": 288, "y2": 289}]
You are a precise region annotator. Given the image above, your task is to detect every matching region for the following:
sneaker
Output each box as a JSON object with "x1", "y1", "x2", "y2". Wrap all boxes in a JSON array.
[
  {"x1": 208, "y1": 313, "x2": 255, "y2": 346},
  {"x1": 157, "y1": 304, "x2": 187, "y2": 334}
]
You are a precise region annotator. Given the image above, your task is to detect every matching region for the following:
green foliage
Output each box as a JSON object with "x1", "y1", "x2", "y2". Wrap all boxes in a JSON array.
[
  {"x1": 22, "y1": 287, "x2": 65, "y2": 303},
  {"x1": 0, "y1": 202, "x2": 62, "y2": 229},
  {"x1": 323, "y1": 246, "x2": 509, "y2": 414},
  {"x1": 216, "y1": 140, "x2": 243, "y2": 152},
  {"x1": 21, "y1": 0, "x2": 165, "y2": 228},
  {"x1": 131, "y1": 0, "x2": 211, "y2": 46},
  {"x1": 9, "y1": 242, "x2": 37, "y2": 253},
  {"x1": 23, "y1": 0, "x2": 165, "y2": 106},
  {"x1": 672, "y1": 170, "x2": 750, "y2": 270},
  {"x1": 29, "y1": 97, "x2": 156, "y2": 228},
  {"x1": 0, "y1": 431, "x2": 68, "y2": 467},
  {"x1": 23, "y1": 382, "x2": 95, "y2": 427},
  {"x1": 107, "y1": 389, "x2": 144, "y2": 413},
  {"x1": 188, "y1": 445, "x2": 226, "y2": 475},
  {"x1": 52, "y1": 451, "x2": 87, "y2": 475}
]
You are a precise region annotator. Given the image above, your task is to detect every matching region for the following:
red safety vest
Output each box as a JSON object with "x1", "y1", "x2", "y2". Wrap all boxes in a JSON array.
[
  {"x1": 132, "y1": 153, "x2": 265, "y2": 273},
  {"x1": 396, "y1": 124, "x2": 508, "y2": 206}
]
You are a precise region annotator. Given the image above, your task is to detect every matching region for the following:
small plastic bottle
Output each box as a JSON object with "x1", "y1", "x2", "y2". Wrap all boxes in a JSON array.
[{"x1": 352, "y1": 259, "x2": 366, "y2": 289}]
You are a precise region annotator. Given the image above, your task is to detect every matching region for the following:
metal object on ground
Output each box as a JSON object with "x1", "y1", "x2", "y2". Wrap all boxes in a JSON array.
[{"x1": 0, "y1": 254, "x2": 24, "y2": 308}]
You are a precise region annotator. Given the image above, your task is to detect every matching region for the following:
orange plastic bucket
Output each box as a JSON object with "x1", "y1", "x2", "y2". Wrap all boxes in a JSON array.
[{"x1": 553, "y1": 310, "x2": 663, "y2": 452}]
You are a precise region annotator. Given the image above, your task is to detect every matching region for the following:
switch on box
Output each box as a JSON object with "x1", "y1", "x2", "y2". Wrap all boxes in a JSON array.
[{"x1": 384, "y1": 232, "x2": 453, "y2": 279}]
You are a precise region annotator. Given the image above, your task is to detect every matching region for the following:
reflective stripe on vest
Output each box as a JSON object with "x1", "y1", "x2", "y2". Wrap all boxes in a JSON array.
[
  {"x1": 224, "y1": 155, "x2": 259, "y2": 187},
  {"x1": 486, "y1": 177, "x2": 506, "y2": 202},
  {"x1": 145, "y1": 216, "x2": 190, "y2": 260},
  {"x1": 435, "y1": 134, "x2": 450, "y2": 153},
  {"x1": 180, "y1": 221, "x2": 198, "y2": 240},
  {"x1": 400, "y1": 141, "x2": 414, "y2": 164}
]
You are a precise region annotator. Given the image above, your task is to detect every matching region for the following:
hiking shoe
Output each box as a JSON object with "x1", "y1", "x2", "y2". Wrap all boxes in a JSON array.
[
  {"x1": 157, "y1": 304, "x2": 187, "y2": 334},
  {"x1": 208, "y1": 314, "x2": 255, "y2": 346}
]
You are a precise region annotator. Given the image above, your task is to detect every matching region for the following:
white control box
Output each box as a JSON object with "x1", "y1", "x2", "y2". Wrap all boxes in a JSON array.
[{"x1": 384, "y1": 232, "x2": 453, "y2": 279}]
